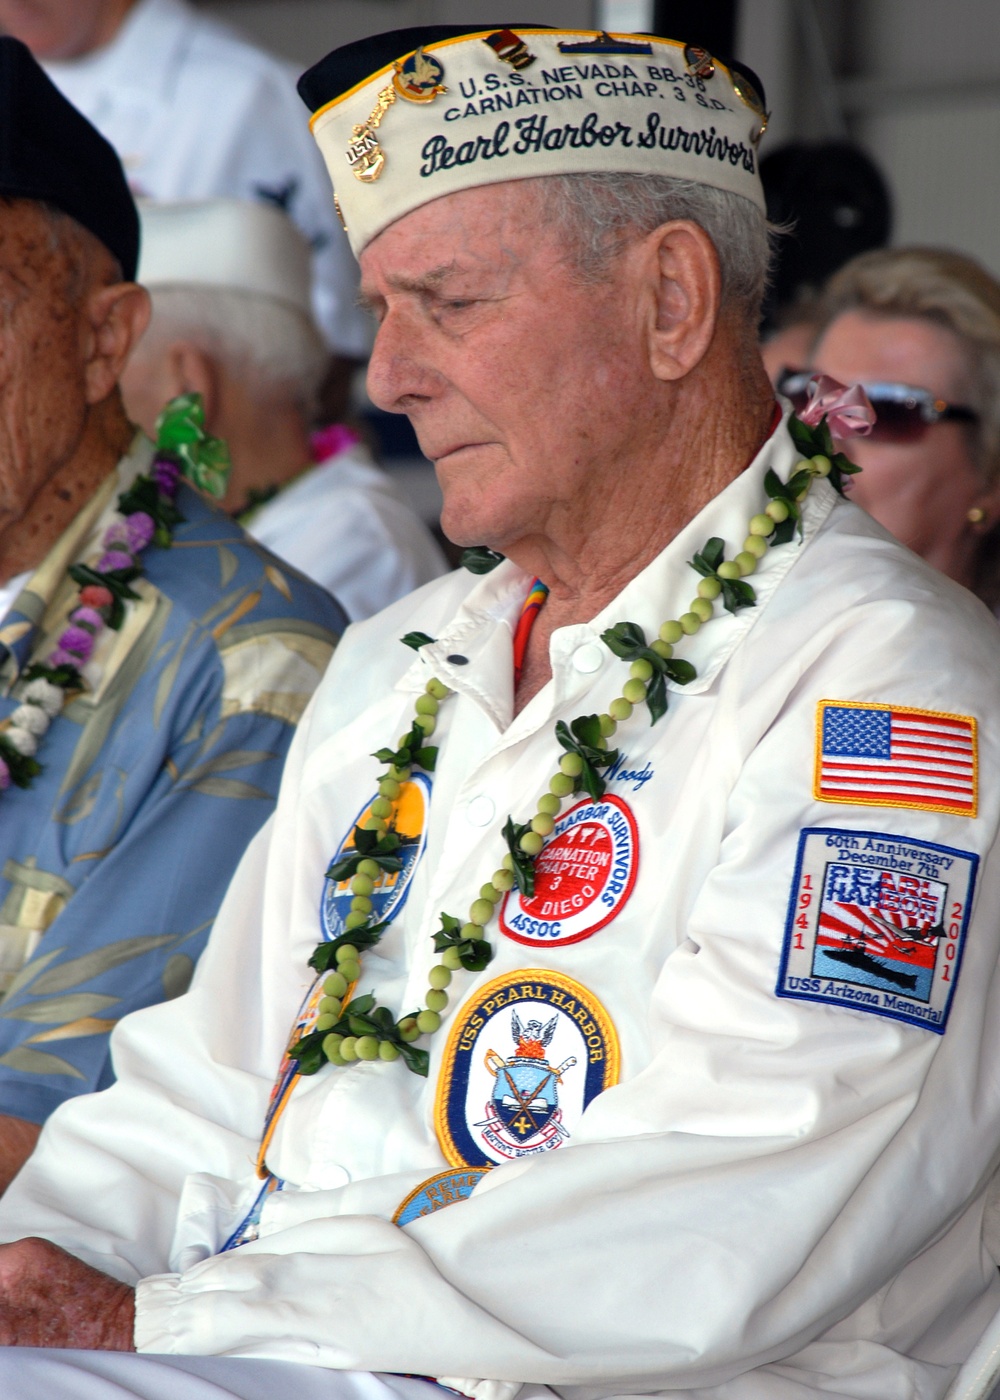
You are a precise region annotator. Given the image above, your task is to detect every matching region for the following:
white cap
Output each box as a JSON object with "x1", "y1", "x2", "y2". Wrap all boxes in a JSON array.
[
  {"x1": 300, "y1": 27, "x2": 768, "y2": 256},
  {"x1": 136, "y1": 198, "x2": 313, "y2": 317}
]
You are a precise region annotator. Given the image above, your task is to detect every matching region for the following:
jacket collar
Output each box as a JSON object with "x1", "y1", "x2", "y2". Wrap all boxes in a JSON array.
[
  {"x1": 0, "y1": 433, "x2": 154, "y2": 690},
  {"x1": 395, "y1": 411, "x2": 837, "y2": 734}
]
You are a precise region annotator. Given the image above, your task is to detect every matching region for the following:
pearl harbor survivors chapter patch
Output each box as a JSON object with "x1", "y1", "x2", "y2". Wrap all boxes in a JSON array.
[
  {"x1": 814, "y1": 701, "x2": 977, "y2": 817},
  {"x1": 777, "y1": 827, "x2": 978, "y2": 1033}
]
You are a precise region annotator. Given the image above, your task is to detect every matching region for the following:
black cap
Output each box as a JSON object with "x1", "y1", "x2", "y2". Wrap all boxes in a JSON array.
[
  {"x1": 761, "y1": 141, "x2": 892, "y2": 327},
  {"x1": 0, "y1": 37, "x2": 138, "y2": 279}
]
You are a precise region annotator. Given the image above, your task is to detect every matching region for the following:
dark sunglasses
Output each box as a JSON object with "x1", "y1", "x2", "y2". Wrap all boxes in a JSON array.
[{"x1": 777, "y1": 369, "x2": 979, "y2": 443}]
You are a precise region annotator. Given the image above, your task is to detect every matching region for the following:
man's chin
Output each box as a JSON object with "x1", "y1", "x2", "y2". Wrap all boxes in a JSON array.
[{"x1": 439, "y1": 511, "x2": 508, "y2": 555}]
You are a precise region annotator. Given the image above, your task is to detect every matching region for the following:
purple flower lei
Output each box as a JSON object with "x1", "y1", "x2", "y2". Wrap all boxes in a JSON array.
[
  {"x1": 0, "y1": 392, "x2": 231, "y2": 792},
  {"x1": 48, "y1": 457, "x2": 182, "y2": 671},
  {"x1": 0, "y1": 444, "x2": 187, "y2": 791}
]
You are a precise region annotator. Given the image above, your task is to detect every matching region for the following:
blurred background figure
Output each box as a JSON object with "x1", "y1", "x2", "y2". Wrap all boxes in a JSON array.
[
  {"x1": 760, "y1": 140, "x2": 893, "y2": 385},
  {"x1": 123, "y1": 199, "x2": 447, "y2": 622},
  {"x1": 783, "y1": 247, "x2": 1000, "y2": 609},
  {"x1": 0, "y1": 0, "x2": 370, "y2": 422}
]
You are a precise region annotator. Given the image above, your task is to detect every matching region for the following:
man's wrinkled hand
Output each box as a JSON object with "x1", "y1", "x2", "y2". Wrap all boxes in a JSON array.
[{"x1": 0, "y1": 1237, "x2": 135, "y2": 1349}]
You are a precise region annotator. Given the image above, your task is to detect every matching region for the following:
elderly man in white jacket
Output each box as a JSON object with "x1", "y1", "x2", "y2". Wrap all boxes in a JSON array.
[{"x1": 1, "y1": 23, "x2": 1000, "y2": 1400}]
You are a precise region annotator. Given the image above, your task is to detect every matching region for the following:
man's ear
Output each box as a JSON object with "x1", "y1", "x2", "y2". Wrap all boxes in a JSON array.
[
  {"x1": 162, "y1": 341, "x2": 220, "y2": 425},
  {"x1": 83, "y1": 280, "x2": 151, "y2": 406},
  {"x1": 119, "y1": 337, "x2": 221, "y2": 438},
  {"x1": 643, "y1": 220, "x2": 722, "y2": 383}
]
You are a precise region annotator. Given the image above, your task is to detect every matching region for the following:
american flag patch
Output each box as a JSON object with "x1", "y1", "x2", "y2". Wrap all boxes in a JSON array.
[{"x1": 814, "y1": 701, "x2": 977, "y2": 817}]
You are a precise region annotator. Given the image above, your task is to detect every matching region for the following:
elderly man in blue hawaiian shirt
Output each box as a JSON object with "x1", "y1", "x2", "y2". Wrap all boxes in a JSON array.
[{"x1": 0, "y1": 40, "x2": 345, "y2": 1190}]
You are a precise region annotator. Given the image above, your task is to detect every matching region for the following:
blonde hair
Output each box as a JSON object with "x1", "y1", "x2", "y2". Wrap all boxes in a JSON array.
[
  {"x1": 818, "y1": 247, "x2": 1000, "y2": 607},
  {"x1": 818, "y1": 248, "x2": 1000, "y2": 488}
]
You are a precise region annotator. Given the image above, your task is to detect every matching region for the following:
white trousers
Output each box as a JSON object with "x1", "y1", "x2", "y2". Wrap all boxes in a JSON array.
[{"x1": 0, "y1": 1352, "x2": 442, "y2": 1400}]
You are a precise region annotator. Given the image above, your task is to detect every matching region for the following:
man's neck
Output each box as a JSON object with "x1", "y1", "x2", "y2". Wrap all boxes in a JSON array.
[
  {"x1": 0, "y1": 399, "x2": 134, "y2": 586},
  {"x1": 218, "y1": 390, "x2": 314, "y2": 516},
  {"x1": 512, "y1": 343, "x2": 776, "y2": 712}
]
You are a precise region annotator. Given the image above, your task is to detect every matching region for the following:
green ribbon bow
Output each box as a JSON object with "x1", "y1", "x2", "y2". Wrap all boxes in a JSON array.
[{"x1": 154, "y1": 392, "x2": 232, "y2": 501}]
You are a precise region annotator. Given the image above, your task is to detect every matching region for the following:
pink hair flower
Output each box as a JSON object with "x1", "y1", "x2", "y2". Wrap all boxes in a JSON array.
[{"x1": 798, "y1": 375, "x2": 875, "y2": 439}]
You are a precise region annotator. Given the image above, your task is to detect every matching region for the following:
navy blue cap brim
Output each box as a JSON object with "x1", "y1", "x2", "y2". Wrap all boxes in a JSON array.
[
  {"x1": 297, "y1": 24, "x2": 765, "y2": 121},
  {"x1": 0, "y1": 36, "x2": 138, "y2": 279},
  {"x1": 298, "y1": 25, "x2": 550, "y2": 112}
]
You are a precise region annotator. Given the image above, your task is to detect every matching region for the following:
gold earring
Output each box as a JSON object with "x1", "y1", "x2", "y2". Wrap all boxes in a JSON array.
[{"x1": 968, "y1": 506, "x2": 987, "y2": 525}]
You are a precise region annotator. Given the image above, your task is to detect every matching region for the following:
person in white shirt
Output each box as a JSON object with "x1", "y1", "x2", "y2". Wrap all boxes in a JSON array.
[
  {"x1": 0, "y1": 0, "x2": 372, "y2": 411},
  {"x1": 3, "y1": 22, "x2": 1000, "y2": 1400},
  {"x1": 121, "y1": 198, "x2": 447, "y2": 622}
]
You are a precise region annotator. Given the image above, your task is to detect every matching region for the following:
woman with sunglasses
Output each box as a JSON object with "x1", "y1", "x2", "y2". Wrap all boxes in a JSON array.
[{"x1": 779, "y1": 247, "x2": 1000, "y2": 608}]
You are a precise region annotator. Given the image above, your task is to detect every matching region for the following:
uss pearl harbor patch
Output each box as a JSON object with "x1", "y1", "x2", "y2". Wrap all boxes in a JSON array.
[
  {"x1": 777, "y1": 827, "x2": 978, "y2": 1033},
  {"x1": 435, "y1": 970, "x2": 619, "y2": 1167}
]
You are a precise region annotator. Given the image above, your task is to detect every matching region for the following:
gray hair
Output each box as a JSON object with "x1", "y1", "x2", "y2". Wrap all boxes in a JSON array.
[
  {"x1": 537, "y1": 172, "x2": 771, "y2": 318},
  {"x1": 138, "y1": 285, "x2": 327, "y2": 409}
]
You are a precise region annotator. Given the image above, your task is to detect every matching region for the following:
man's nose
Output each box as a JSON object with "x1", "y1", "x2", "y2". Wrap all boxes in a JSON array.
[{"x1": 366, "y1": 307, "x2": 440, "y2": 413}]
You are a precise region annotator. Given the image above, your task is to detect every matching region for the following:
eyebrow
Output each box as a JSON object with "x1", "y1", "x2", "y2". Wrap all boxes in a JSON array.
[{"x1": 357, "y1": 261, "x2": 463, "y2": 312}]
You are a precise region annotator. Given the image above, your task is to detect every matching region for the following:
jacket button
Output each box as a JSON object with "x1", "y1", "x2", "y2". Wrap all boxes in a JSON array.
[
  {"x1": 573, "y1": 642, "x2": 604, "y2": 673},
  {"x1": 466, "y1": 795, "x2": 496, "y2": 826}
]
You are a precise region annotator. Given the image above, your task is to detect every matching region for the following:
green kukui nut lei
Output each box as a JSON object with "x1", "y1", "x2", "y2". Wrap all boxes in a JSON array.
[{"x1": 289, "y1": 436, "x2": 844, "y2": 1079}]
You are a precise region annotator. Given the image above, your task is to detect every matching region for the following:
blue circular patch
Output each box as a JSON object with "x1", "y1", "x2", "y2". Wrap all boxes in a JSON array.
[
  {"x1": 435, "y1": 970, "x2": 619, "y2": 1168},
  {"x1": 393, "y1": 1168, "x2": 490, "y2": 1226},
  {"x1": 320, "y1": 773, "x2": 431, "y2": 940}
]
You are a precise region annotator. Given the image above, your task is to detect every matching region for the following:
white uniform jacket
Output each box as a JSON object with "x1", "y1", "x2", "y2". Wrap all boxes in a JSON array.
[
  {"x1": 245, "y1": 443, "x2": 448, "y2": 623},
  {"x1": 5, "y1": 418, "x2": 1000, "y2": 1400},
  {"x1": 44, "y1": 0, "x2": 371, "y2": 358}
]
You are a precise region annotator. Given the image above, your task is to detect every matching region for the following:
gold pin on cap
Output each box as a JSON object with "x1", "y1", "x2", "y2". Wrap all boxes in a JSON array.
[
  {"x1": 484, "y1": 29, "x2": 536, "y2": 69},
  {"x1": 393, "y1": 47, "x2": 447, "y2": 103},
  {"x1": 345, "y1": 47, "x2": 447, "y2": 182},
  {"x1": 730, "y1": 68, "x2": 769, "y2": 146},
  {"x1": 346, "y1": 84, "x2": 395, "y2": 183}
]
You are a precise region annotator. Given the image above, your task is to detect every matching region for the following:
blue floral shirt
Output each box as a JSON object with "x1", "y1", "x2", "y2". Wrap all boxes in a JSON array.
[{"x1": 0, "y1": 434, "x2": 345, "y2": 1123}]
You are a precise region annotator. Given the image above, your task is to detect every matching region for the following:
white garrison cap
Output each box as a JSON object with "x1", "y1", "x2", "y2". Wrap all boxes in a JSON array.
[
  {"x1": 136, "y1": 198, "x2": 313, "y2": 317},
  {"x1": 298, "y1": 25, "x2": 768, "y2": 256}
]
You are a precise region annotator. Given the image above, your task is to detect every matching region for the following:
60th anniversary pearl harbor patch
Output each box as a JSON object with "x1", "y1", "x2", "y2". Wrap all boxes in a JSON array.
[{"x1": 777, "y1": 827, "x2": 978, "y2": 1033}]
